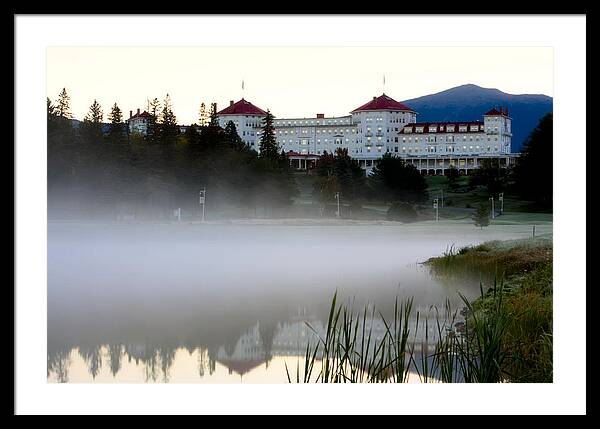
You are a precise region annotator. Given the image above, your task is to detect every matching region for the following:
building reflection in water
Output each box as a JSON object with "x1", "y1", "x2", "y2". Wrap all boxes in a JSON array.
[{"x1": 47, "y1": 305, "x2": 456, "y2": 382}]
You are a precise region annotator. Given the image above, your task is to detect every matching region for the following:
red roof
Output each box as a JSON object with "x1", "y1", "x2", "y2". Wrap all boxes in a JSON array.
[
  {"x1": 217, "y1": 358, "x2": 266, "y2": 376},
  {"x1": 217, "y1": 98, "x2": 267, "y2": 116},
  {"x1": 129, "y1": 111, "x2": 153, "y2": 120},
  {"x1": 484, "y1": 107, "x2": 510, "y2": 116},
  {"x1": 399, "y1": 121, "x2": 484, "y2": 134},
  {"x1": 351, "y1": 94, "x2": 415, "y2": 113}
]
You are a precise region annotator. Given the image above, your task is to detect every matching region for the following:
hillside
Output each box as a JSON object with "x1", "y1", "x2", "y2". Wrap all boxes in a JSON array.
[{"x1": 401, "y1": 84, "x2": 553, "y2": 152}]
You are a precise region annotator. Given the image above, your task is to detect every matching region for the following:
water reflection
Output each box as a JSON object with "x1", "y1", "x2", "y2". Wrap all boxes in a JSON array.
[
  {"x1": 48, "y1": 306, "x2": 459, "y2": 383},
  {"x1": 48, "y1": 222, "x2": 526, "y2": 383}
]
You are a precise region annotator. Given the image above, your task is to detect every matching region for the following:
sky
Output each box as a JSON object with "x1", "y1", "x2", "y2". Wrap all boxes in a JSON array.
[{"x1": 47, "y1": 46, "x2": 553, "y2": 124}]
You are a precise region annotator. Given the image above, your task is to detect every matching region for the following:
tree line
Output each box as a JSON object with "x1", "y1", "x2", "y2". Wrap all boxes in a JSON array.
[{"x1": 47, "y1": 88, "x2": 297, "y2": 220}]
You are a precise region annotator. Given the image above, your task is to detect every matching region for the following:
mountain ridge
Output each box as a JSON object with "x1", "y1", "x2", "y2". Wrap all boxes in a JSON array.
[{"x1": 400, "y1": 84, "x2": 553, "y2": 151}]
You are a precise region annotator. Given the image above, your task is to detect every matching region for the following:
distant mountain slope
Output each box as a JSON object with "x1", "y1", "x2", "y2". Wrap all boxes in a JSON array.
[{"x1": 401, "y1": 84, "x2": 553, "y2": 152}]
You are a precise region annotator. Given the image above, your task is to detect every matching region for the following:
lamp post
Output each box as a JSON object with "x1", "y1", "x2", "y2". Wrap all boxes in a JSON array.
[
  {"x1": 433, "y1": 198, "x2": 439, "y2": 221},
  {"x1": 489, "y1": 196, "x2": 495, "y2": 220},
  {"x1": 335, "y1": 192, "x2": 340, "y2": 218},
  {"x1": 199, "y1": 187, "x2": 206, "y2": 222},
  {"x1": 499, "y1": 192, "x2": 504, "y2": 214}
]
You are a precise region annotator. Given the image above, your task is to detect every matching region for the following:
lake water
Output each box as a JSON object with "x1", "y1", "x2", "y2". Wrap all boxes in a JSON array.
[{"x1": 47, "y1": 220, "x2": 548, "y2": 383}]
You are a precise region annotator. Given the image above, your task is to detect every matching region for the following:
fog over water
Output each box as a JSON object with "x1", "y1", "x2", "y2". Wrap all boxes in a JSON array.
[{"x1": 47, "y1": 221, "x2": 537, "y2": 382}]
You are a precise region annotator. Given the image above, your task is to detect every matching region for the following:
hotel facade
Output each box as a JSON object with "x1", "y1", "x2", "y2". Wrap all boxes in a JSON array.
[{"x1": 216, "y1": 93, "x2": 517, "y2": 174}]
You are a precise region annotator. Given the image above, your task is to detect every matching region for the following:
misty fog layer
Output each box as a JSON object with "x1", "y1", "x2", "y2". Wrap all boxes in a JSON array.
[{"x1": 48, "y1": 222, "x2": 522, "y2": 382}]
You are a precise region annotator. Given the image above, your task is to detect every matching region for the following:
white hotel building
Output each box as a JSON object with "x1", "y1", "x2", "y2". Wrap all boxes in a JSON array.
[{"x1": 219, "y1": 93, "x2": 517, "y2": 175}]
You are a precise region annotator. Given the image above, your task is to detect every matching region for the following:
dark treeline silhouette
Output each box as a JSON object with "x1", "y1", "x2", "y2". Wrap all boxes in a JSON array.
[
  {"x1": 368, "y1": 153, "x2": 427, "y2": 203},
  {"x1": 312, "y1": 148, "x2": 366, "y2": 216},
  {"x1": 467, "y1": 113, "x2": 553, "y2": 210},
  {"x1": 47, "y1": 89, "x2": 298, "y2": 220},
  {"x1": 312, "y1": 149, "x2": 427, "y2": 218},
  {"x1": 511, "y1": 113, "x2": 553, "y2": 208}
]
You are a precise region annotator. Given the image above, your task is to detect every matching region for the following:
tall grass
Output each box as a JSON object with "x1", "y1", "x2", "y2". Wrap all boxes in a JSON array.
[
  {"x1": 285, "y1": 278, "x2": 531, "y2": 383},
  {"x1": 286, "y1": 239, "x2": 553, "y2": 383}
]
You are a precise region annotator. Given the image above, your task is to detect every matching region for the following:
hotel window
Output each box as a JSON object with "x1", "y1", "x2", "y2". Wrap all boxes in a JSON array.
[{"x1": 394, "y1": 147, "x2": 398, "y2": 152}]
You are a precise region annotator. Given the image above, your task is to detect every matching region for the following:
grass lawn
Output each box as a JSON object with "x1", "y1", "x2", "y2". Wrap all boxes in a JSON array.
[
  {"x1": 424, "y1": 175, "x2": 549, "y2": 214},
  {"x1": 291, "y1": 171, "x2": 552, "y2": 224}
]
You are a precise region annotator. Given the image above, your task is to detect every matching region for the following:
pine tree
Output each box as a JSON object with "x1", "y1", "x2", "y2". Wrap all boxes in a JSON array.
[
  {"x1": 184, "y1": 123, "x2": 200, "y2": 146},
  {"x1": 473, "y1": 203, "x2": 490, "y2": 229},
  {"x1": 258, "y1": 110, "x2": 278, "y2": 160},
  {"x1": 84, "y1": 99, "x2": 103, "y2": 123},
  {"x1": 159, "y1": 93, "x2": 178, "y2": 143},
  {"x1": 369, "y1": 153, "x2": 426, "y2": 202},
  {"x1": 47, "y1": 97, "x2": 58, "y2": 131},
  {"x1": 147, "y1": 97, "x2": 161, "y2": 142},
  {"x1": 83, "y1": 99, "x2": 104, "y2": 141},
  {"x1": 55, "y1": 88, "x2": 71, "y2": 119},
  {"x1": 224, "y1": 120, "x2": 244, "y2": 150},
  {"x1": 446, "y1": 165, "x2": 460, "y2": 189},
  {"x1": 107, "y1": 103, "x2": 124, "y2": 142},
  {"x1": 209, "y1": 103, "x2": 219, "y2": 128},
  {"x1": 199, "y1": 102, "x2": 209, "y2": 127},
  {"x1": 512, "y1": 113, "x2": 553, "y2": 208}
]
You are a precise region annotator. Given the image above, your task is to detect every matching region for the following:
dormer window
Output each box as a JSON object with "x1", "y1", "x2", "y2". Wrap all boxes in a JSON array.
[
  {"x1": 447, "y1": 125, "x2": 455, "y2": 132},
  {"x1": 428, "y1": 126, "x2": 437, "y2": 133}
]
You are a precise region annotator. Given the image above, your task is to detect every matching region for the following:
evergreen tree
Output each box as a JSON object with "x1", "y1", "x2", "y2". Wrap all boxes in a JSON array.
[
  {"x1": 224, "y1": 120, "x2": 244, "y2": 150},
  {"x1": 184, "y1": 123, "x2": 201, "y2": 146},
  {"x1": 258, "y1": 110, "x2": 279, "y2": 160},
  {"x1": 107, "y1": 102, "x2": 124, "y2": 142},
  {"x1": 47, "y1": 94, "x2": 76, "y2": 191},
  {"x1": 209, "y1": 103, "x2": 219, "y2": 127},
  {"x1": 83, "y1": 99, "x2": 104, "y2": 141},
  {"x1": 147, "y1": 97, "x2": 161, "y2": 142},
  {"x1": 55, "y1": 88, "x2": 71, "y2": 119},
  {"x1": 469, "y1": 158, "x2": 510, "y2": 195},
  {"x1": 158, "y1": 94, "x2": 179, "y2": 144},
  {"x1": 473, "y1": 203, "x2": 491, "y2": 229},
  {"x1": 446, "y1": 165, "x2": 460, "y2": 189},
  {"x1": 199, "y1": 102, "x2": 209, "y2": 127},
  {"x1": 369, "y1": 153, "x2": 426, "y2": 202},
  {"x1": 47, "y1": 97, "x2": 58, "y2": 132},
  {"x1": 314, "y1": 148, "x2": 365, "y2": 209},
  {"x1": 512, "y1": 113, "x2": 553, "y2": 208}
]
